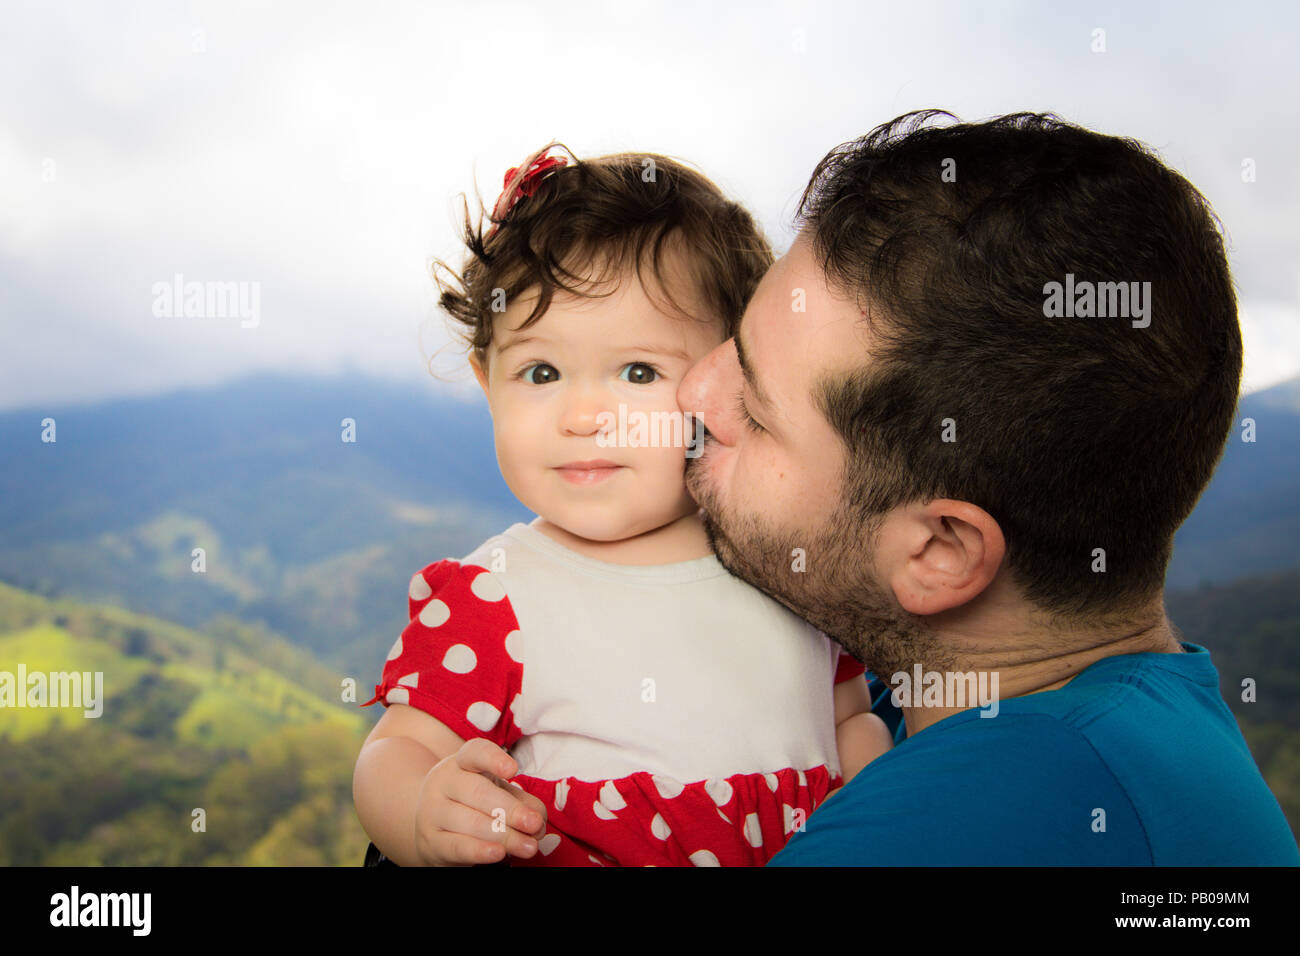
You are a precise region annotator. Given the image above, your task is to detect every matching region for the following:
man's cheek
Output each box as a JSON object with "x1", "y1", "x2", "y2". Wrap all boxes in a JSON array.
[
  {"x1": 738, "y1": 451, "x2": 786, "y2": 506},
  {"x1": 712, "y1": 450, "x2": 736, "y2": 493}
]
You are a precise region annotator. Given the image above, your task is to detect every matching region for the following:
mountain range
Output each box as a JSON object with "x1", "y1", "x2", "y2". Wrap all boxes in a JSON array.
[{"x1": 0, "y1": 372, "x2": 530, "y2": 682}]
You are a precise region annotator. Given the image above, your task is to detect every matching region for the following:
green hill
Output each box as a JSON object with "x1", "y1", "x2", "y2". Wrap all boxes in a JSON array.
[{"x1": 0, "y1": 582, "x2": 373, "y2": 865}]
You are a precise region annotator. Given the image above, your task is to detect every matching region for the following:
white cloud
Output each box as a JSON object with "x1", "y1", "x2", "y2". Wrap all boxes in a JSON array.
[{"x1": 1240, "y1": 301, "x2": 1300, "y2": 396}]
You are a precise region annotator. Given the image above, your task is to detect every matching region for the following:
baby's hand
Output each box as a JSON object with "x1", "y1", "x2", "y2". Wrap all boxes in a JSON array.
[{"x1": 413, "y1": 737, "x2": 549, "y2": 866}]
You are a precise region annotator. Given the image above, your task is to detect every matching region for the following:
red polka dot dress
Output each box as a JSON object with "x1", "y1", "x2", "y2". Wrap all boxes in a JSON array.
[{"x1": 362, "y1": 521, "x2": 866, "y2": 867}]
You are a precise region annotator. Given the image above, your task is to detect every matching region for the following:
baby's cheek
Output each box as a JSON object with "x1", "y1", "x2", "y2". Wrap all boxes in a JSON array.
[{"x1": 493, "y1": 423, "x2": 545, "y2": 497}]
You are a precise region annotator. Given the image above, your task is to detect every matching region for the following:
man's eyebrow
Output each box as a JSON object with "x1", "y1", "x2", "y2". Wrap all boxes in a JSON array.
[{"x1": 734, "y1": 324, "x2": 773, "y2": 410}]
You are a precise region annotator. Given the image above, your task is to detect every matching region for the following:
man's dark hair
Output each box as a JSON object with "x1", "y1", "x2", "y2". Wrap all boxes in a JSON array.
[{"x1": 797, "y1": 110, "x2": 1242, "y2": 617}]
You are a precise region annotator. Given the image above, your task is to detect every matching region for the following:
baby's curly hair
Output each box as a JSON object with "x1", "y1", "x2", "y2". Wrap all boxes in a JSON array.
[{"x1": 433, "y1": 143, "x2": 774, "y2": 372}]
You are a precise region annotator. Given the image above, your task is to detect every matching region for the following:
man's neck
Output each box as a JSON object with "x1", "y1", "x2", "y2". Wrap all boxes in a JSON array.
[{"x1": 900, "y1": 610, "x2": 1183, "y2": 737}]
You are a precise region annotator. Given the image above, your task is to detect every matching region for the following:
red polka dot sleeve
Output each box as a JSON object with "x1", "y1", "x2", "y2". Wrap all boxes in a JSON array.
[
  {"x1": 360, "y1": 559, "x2": 524, "y2": 750},
  {"x1": 833, "y1": 647, "x2": 866, "y2": 684}
]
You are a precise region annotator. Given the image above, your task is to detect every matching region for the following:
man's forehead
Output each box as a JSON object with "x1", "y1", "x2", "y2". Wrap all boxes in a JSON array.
[{"x1": 737, "y1": 242, "x2": 869, "y2": 433}]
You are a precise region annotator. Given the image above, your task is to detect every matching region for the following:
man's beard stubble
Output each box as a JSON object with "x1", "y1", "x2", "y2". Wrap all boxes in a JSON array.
[{"x1": 685, "y1": 452, "x2": 954, "y2": 678}]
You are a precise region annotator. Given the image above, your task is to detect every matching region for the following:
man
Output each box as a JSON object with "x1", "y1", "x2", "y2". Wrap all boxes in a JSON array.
[{"x1": 677, "y1": 110, "x2": 1300, "y2": 865}]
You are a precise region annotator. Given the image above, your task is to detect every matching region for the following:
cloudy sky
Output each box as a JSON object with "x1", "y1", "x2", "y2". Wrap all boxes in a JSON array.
[{"x1": 2, "y1": 0, "x2": 1297, "y2": 411}]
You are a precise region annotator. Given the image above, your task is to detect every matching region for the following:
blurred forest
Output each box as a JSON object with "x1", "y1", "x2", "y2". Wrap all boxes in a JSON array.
[{"x1": 0, "y1": 583, "x2": 371, "y2": 865}]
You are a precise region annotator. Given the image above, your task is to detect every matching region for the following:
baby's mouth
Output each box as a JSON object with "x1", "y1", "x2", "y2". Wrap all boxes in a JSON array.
[{"x1": 554, "y1": 461, "x2": 625, "y2": 485}]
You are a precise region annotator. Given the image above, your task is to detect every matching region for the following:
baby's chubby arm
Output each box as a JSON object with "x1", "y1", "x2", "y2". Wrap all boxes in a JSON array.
[{"x1": 825, "y1": 676, "x2": 894, "y2": 801}]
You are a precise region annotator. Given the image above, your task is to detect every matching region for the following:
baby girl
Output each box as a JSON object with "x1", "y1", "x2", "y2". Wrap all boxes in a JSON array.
[{"x1": 352, "y1": 144, "x2": 893, "y2": 866}]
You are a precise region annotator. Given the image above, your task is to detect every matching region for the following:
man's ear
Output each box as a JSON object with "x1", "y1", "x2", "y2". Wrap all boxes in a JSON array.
[
  {"x1": 468, "y1": 350, "x2": 490, "y2": 398},
  {"x1": 878, "y1": 499, "x2": 1005, "y2": 616}
]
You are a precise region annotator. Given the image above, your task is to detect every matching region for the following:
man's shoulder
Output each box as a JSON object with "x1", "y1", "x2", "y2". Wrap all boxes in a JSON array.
[
  {"x1": 771, "y1": 710, "x2": 1150, "y2": 866},
  {"x1": 771, "y1": 647, "x2": 1300, "y2": 866}
]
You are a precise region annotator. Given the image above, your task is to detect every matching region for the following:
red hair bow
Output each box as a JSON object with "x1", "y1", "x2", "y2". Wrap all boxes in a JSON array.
[{"x1": 487, "y1": 145, "x2": 569, "y2": 236}]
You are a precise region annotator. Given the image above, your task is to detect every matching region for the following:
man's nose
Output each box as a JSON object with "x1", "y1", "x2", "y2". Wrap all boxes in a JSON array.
[{"x1": 678, "y1": 337, "x2": 742, "y2": 447}]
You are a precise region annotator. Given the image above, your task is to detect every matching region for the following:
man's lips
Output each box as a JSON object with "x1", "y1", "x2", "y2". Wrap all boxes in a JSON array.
[{"x1": 554, "y1": 460, "x2": 624, "y2": 485}]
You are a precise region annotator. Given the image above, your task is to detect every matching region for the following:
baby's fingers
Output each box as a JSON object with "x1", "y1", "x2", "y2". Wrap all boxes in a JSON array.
[
  {"x1": 431, "y1": 800, "x2": 541, "y2": 861},
  {"x1": 455, "y1": 737, "x2": 518, "y2": 780},
  {"x1": 446, "y1": 763, "x2": 545, "y2": 836},
  {"x1": 427, "y1": 828, "x2": 509, "y2": 866},
  {"x1": 499, "y1": 779, "x2": 549, "y2": 835}
]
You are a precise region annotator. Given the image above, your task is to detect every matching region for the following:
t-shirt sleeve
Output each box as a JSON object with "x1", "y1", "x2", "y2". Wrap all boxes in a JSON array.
[
  {"x1": 833, "y1": 646, "x2": 867, "y2": 684},
  {"x1": 360, "y1": 558, "x2": 524, "y2": 749}
]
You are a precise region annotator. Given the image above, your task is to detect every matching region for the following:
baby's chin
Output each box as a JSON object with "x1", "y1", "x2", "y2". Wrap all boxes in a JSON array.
[{"x1": 547, "y1": 515, "x2": 672, "y2": 544}]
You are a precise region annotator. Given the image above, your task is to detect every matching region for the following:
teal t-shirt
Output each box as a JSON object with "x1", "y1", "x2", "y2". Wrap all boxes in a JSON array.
[{"x1": 768, "y1": 643, "x2": 1299, "y2": 866}]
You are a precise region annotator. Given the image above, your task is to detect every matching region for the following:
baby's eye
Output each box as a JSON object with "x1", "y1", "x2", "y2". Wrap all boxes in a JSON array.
[
  {"x1": 520, "y1": 363, "x2": 559, "y2": 385},
  {"x1": 619, "y1": 362, "x2": 660, "y2": 385}
]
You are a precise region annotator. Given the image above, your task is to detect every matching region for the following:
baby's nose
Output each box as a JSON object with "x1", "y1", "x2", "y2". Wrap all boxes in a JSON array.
[{"x1": 559, "y1": 382, "x2": 613, "y2": 436}]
